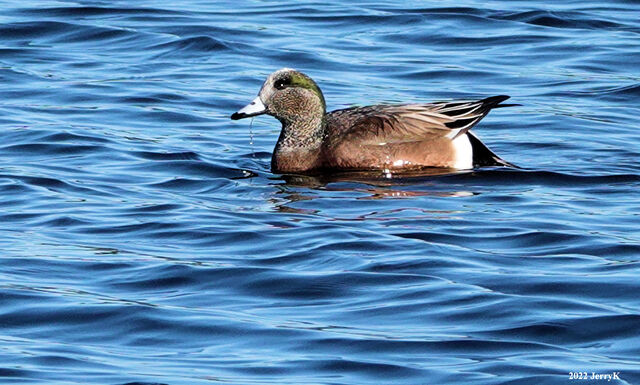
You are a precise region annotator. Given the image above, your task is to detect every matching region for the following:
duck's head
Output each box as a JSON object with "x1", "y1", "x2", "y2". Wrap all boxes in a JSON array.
[{"x1": 231, "y1": 68, "x2": 326, "y2": 123}]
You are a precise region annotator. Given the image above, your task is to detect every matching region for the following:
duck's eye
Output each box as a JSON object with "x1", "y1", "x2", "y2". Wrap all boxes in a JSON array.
[{"x1": 274, "y1": 77, "x2": 290, "y2": 90}]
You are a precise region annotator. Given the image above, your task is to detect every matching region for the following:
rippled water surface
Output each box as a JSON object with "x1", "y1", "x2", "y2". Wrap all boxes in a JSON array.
[{"x1": 2, "y1": 1, "x2": 640, "y2": 384}]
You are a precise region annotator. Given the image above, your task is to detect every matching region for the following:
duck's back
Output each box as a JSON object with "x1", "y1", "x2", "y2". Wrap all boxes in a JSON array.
[{"x1": 321, "y1": 97, "x2": 514, "y2": 170}]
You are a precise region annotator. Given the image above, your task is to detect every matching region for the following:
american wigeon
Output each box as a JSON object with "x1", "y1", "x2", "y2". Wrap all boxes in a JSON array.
[{"x1": 231, "y1": 68, "x2": 515, "y2": 174}]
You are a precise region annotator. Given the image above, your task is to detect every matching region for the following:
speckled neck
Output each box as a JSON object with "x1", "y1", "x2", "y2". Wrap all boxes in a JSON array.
[
  {"x1": 276, "y1": 112, "x2": 325, "y2": 148},
  {"x1": 271, "y1": 112, "x2": 326, "y2": 173}
]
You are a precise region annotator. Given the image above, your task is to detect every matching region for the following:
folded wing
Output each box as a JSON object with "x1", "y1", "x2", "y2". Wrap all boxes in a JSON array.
[{"x1": 328, "y1": 95, "x2": 511, "y2": 145}]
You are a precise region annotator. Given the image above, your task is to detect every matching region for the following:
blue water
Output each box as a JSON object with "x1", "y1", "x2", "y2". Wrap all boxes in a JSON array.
[{"x1": 1, "y1": 1, "x2": 640, "y2": 384}]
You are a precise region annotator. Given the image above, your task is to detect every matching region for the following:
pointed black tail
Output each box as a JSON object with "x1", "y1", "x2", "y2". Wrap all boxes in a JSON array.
[
  {"x1": 482, "y1": 95, "x2": 521, "y2": 109},
  {"x1": 468, "y1": 131, "x2": 519, "y2": 168}
]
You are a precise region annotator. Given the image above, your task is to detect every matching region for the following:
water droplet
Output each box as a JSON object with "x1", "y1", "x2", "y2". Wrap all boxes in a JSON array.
[{"x1": 249, "y1": 118, "x2": 256, "y2": 158}]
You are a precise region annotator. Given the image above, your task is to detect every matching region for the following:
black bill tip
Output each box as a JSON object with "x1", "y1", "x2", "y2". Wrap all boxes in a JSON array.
[{"x1": 230, "y1": 112, "x2": 245, "y2": 120}]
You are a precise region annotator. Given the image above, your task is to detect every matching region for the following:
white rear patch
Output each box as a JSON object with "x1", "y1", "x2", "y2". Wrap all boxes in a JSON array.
[{"x1": 451, "y1": 134, "x2": 473, "y2": 169}]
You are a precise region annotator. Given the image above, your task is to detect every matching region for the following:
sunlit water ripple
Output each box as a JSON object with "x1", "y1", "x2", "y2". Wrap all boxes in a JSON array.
[{"x1": 1, "y1": 1, "x2": 639, "y2": 384}]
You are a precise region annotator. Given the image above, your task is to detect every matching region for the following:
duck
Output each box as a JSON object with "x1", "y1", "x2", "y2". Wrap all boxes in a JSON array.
[{"x1": 231, "y1": 68, "x2": 516, "y2": 174}]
